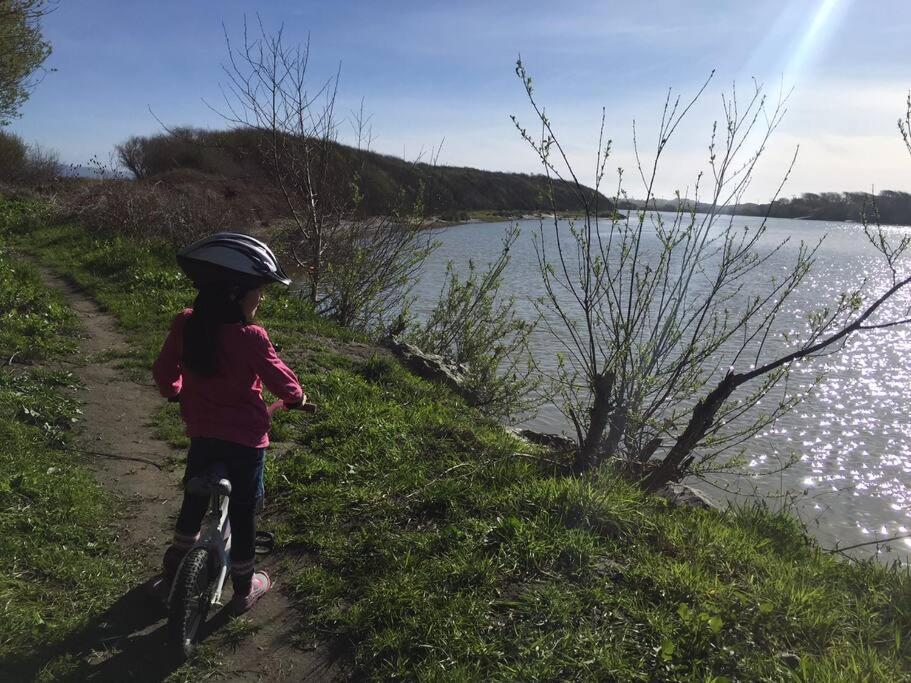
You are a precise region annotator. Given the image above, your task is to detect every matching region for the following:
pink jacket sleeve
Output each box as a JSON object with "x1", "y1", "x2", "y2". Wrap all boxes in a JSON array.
[
  {"x1": 250, "y1": 326, "x2": 303, "y2": 404},
  {"x1": 153, "y1": 313, "x2": 185, "y2": 399}
]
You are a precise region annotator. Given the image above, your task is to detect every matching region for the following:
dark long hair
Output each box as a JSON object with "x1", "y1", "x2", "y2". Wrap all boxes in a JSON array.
[{"x1": 182, "y1": 286, "x2": 247, "y2": 377}]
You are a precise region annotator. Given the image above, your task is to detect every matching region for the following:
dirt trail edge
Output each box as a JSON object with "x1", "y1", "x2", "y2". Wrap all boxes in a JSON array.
[{"x1": 38, "y1": 268, "x2": 336, "y2": 683}]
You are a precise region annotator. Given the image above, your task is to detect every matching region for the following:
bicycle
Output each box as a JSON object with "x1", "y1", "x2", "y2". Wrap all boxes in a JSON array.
[{"x1": 167, "y1": 399, "x2": 316, "y2": 657}]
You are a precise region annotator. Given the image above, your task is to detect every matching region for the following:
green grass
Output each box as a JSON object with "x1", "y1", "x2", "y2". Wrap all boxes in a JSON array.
[
  {"x1": 4, "y1": 197, "x2": 911, "y2": 680},
  {"x1": 0, "y1": 223, "x2": 134, "y2": 671}
]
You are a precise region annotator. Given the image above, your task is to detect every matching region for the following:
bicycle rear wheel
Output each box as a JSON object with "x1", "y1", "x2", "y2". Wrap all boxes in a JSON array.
[{"x1": 168, "y1": 546, "x2": 214, "y2": 658}]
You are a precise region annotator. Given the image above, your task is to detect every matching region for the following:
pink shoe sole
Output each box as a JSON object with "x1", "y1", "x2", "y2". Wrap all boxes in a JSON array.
[{"x1": 231, "y1": 570, "x2": 272, "y2": 614}]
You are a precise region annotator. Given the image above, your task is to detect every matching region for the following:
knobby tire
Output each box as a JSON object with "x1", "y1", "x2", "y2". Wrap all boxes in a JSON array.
[{"x1": 168, "y1": 546, "x2": 213, "y2": 658}]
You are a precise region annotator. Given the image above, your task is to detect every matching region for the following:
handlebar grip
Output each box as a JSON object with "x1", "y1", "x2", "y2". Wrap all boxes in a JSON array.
[{"x1": 267, "y1": 400, "x2": 318, "y2": 416}]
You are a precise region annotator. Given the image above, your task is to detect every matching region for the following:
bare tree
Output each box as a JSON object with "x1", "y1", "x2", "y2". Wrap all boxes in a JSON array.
[
  {"x1": 215, "y1": 18, "x2": 433, "y2": 331},
  {"x1": 115, "y1": 136, "x2": 147, "y2": 179},
  {"x1": 513, "y1": 60, "x2": 911, "y2": 489},
  {"x1": 219, "y1": 19, "x2": 339, "y2": 304}
]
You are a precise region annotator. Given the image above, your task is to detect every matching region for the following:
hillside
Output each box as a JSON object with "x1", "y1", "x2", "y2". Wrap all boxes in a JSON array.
[{"x1": 116, "y1": 128, "x2": 612, "y2": 221}]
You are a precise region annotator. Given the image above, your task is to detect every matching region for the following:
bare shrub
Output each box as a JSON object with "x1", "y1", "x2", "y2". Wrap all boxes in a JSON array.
[
  {"x1": 407, "y1": 224, "x2": 541, "y2": 420},
  {"x1": 308, "y1": 215, "x2": 433, "y2": 329},
  {"x1": 60, "y1": 176, "x2": 245, "y2": 244},
  {"x1": 0, "y1": 129, "x2": 27, "y2": 179},
  {"x1": 0, "y1": 128, "x2": 57, "y2": 184},
  {"x1": 21, "y1": 141, "x2": 57, "y2": 182}
]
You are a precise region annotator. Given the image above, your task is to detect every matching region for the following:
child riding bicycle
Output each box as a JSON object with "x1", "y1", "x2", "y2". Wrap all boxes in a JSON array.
[{"x1": 153, "y1": 233, "x2": 304, "y2": 613}]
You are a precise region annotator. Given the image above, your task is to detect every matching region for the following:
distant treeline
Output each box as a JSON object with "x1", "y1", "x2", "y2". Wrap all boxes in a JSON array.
[
  {"x1": 618, "y1": 191, "x2": 911, "y2": 226},
  {"x1": 727, "y1": 192, "x2": 911, "y2": 225},
  {"x1": 116, "y1": 128, "x2": 610, "y2": 220}
]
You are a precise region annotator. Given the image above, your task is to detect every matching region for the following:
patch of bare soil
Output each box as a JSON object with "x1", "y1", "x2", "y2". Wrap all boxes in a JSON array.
[{"x1": 30, "y1": 270, "x2": 337, "y2": 682}]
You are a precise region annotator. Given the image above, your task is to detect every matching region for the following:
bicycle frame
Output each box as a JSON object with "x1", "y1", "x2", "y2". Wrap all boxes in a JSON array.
[
  {"x1": 168, "y1": 489, "x2": 232, "y2": 607},
  {"x1": 205, "y1": 490, "x2": 232, "y2": 606}
]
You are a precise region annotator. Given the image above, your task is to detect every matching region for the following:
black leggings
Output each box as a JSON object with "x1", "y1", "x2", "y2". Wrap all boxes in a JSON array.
[{"x1": 174, "y1": 437, "x2": 264, "y2": 594}]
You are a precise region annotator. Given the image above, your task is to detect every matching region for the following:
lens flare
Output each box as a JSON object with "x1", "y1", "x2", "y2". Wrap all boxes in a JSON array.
[{"x1": 782, "y1": 0, "x2": 846, "y2": 85}]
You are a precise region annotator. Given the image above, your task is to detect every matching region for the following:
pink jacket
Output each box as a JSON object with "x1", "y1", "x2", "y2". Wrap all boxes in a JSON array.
[{"x1": 153, "y1": 309, "x2": 303, "y2": 448}]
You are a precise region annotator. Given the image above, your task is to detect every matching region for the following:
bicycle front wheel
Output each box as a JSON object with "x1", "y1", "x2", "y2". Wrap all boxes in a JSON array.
[{"x1": 168, "y1": 546, "x2": 214, "y2": 658}]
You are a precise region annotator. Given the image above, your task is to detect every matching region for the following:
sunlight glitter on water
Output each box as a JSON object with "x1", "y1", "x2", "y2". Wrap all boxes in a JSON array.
[{"x1": 752, "y1": 248, "x2": 911, "y2": 557}]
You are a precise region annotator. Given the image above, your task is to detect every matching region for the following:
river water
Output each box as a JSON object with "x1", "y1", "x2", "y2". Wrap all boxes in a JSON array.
[{"x1": 410, "y1": 215, "x2": 911, "y2": 560}]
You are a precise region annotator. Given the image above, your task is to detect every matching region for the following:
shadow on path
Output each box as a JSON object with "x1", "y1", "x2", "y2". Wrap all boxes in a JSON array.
[
  {"x1": 4, "y1": 573, "x2": 342, "y2": 681},
  {"x1": 2, "y1": 581, "x2": 184, "y2": 682}
]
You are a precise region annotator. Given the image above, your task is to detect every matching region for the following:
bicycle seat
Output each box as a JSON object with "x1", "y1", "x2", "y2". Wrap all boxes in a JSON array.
[{"x1": 185, "y1": 462, "x2": 232, "y2": 497}]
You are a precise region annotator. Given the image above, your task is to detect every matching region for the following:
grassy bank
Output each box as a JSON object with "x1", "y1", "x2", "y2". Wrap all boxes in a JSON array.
[
  {"x1": 5, "y1": 198, "x2": 911, "y2": 680},
  {"x1": 0, "y1": 203, "x2": 134, "y2": 678}
]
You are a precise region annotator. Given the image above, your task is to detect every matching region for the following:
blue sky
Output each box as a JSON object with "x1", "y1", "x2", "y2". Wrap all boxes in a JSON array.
[{"x1": 9, "y1": 0, "x2": 911, "y2": 201}]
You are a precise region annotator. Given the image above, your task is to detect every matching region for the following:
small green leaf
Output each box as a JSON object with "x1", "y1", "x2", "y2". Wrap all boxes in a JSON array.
[
  {"x1": 708, "y1": 615, "x2": 723, "y2": 634},
  {"x1": 759, "y1": 602, "x2": 774, "y2": 615},
  {"x1": 660, "y1": 638, "x2": 676, "y2": 661}
]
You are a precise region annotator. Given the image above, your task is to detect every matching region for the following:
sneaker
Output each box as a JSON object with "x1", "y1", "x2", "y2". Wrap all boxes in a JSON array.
[{"x1": 231, "y1": 571, "x2": 272, "y2": 614}]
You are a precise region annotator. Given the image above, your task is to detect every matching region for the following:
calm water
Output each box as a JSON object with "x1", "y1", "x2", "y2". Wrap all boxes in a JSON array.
[{"x1": 411, "y1": 215, "x2": 911, "y2": 560}]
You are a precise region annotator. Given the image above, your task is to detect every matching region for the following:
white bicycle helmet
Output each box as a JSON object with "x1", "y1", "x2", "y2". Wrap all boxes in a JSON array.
[{"x1": 177, "y1": 232, "x2": 292, "y2": 288}]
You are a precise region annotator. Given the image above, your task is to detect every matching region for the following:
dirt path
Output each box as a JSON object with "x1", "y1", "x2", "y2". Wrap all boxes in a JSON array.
[{"x1": 34, "y1": 269, "x2": 336, "y2": 682}]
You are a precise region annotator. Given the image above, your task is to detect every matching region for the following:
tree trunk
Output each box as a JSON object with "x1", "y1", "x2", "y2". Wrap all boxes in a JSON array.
[
  {"x1": 308, "y1": 233, "x2": 321, "y2": 305},
  {"x1": 642, "y1": 371, "x2": 741, "y2": 491},
  {"x1": 602, "y1": 406, "x2": 628, "y2": 463},
  {"x1": 573, "y1": 371, "x2": 614, "y2": 473},
  {"x1": 637, "y1": 436, "x2": 662, "y2": 462}
]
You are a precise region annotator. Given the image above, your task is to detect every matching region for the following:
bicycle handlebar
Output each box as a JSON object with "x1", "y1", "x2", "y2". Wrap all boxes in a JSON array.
[
  {"x1": 168, "y1": 395, "x2": 315, "y2": 416},
  {"x1": 267, "y1": 399, "x2": 317, "y2": 416}
]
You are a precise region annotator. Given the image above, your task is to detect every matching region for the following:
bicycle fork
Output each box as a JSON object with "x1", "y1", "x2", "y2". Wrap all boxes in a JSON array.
[
  {"x1": 169, "y1": 491, "x2": 233, "y2": 607},
  {"x1": 208, "y1": 492, "x2": 233, "y2": 606}
]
